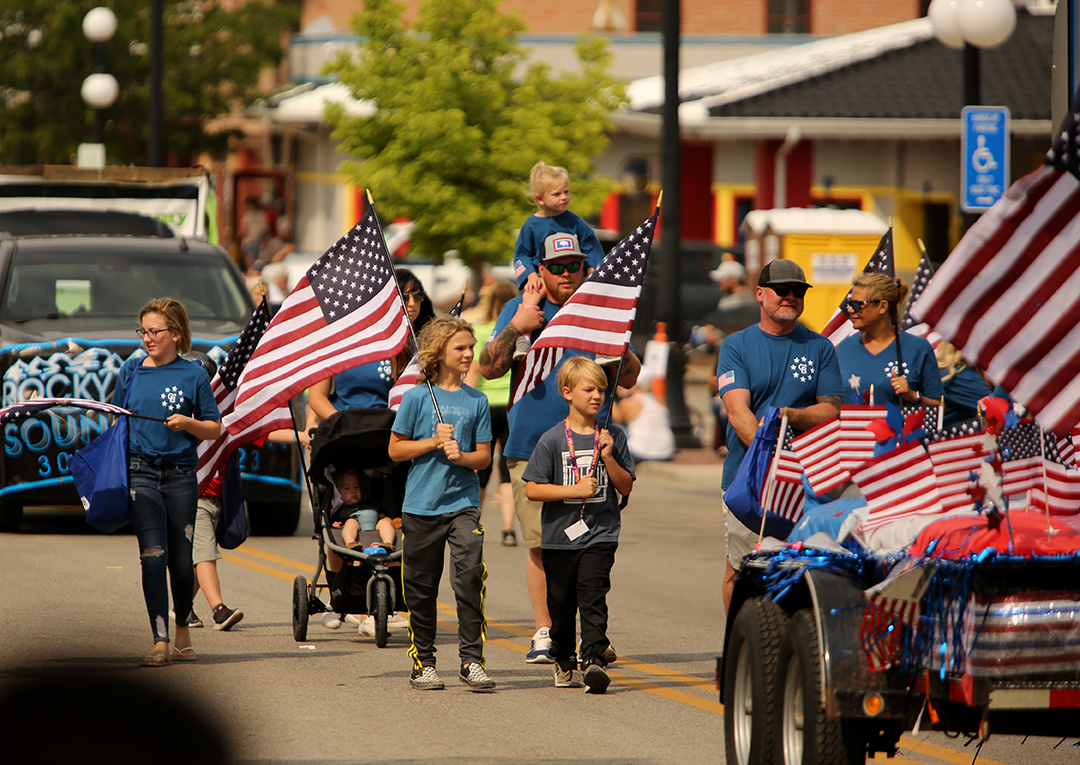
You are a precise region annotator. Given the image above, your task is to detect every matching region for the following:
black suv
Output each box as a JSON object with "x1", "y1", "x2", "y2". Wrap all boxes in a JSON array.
[{"x1": 0, "y1": 231, "x2": 303, "y2": 534}]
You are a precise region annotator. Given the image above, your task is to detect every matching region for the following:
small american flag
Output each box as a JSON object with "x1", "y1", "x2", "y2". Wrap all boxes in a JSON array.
[
  {"x1": 999, "y1": 419, "x2": 1047, "y2": 497},
  {"x1": 197, "y1": 300, "x2": 294, "y2": 493},
  {"x1": 912, "y1": 91, "x2": 1080, "y2": 434},
  {"x1": 0, "y1": 398, "x2": 138, "y2": 425},
  {"x1": 900, "y1": 250, "x2": 943, "y2": 350},
  {"x1": 388, "y1": 292, "x2": 465, "y2": 410},
  {"x1": 850, "y1": 440, "x2": 943, "y2": 535},
  {"x1": 822, "y1": 228, "x2": 894, "y2": 346},
  {"x1": 791, "y1": 405, "x2": 885, "y2": 495},
  {"x1": 225, "y1": 207, "x2": 410, "y2": 435},
  {"x1": 1027, "y1": 460, "x2": 1080, "y2": 516},
  {"x1": 762, "y1": 427, "x2": 805, "y2": 525},
  {"x1": 510, "y1": 213, "x2": 656, "y2": 407},
  {"x1": 925, "y1": 426, "x2": 990, "y2": 513}
]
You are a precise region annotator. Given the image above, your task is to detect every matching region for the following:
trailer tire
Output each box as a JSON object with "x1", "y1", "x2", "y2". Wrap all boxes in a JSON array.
[
  {"x1": 777, "y1": 609, "x2": 864, "y2": 765},
  {"x1": 724, "y1": 597, "x2": 788, "y2": 765}
]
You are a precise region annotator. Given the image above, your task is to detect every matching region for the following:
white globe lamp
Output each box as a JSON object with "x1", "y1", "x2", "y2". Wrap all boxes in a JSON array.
[
  {"x1": 82, "y1": 7, "x2": 118, "y2": 44},
  {"x1": 956, "y1": 0, "x2": 1017, "y2": 49},
  {"x1": 928, "y1": 0, "x2": 964, "y2": 49},
  {"x1": 81, "y1": 73, "x2": 120, "y2": 110}
]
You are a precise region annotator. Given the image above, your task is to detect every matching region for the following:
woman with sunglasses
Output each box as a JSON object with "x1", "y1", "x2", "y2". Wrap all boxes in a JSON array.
[
  {"x1": 119, "y1": 298, "x2": 222, "y2": 666},
  {"x1": 835, "y1": 273, "x2": 942, "y2": 408}
]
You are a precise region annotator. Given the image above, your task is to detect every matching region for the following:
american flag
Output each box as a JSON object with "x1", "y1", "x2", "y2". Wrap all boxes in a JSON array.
[
  {"x1": 509, "y1": 213, "x2": 656, "y2": 407},
  {"x1": 388, "y1": 291, "x2": 465, "y2": 411},
  {"x1": 197, "y1": 300, "x2": 294, "y2": 492},
  {"x1": 911, "y1": 92, "x2": 1080, "y2": 435},
  {"x1": 999, "y1": 419, "x2": 1049, "y2": 497},
  {"x1": 791, "y1": 405, "x2": 885, "y2": 495},
  {"x1": 821, "y1": 228, "x2": 894, "y2": 346},
  {"x1": 850, "y1": 440, "x2": 943, "y2": 536},
  {"x1": 0, "y1": 398, "x2": 140, "y2": 425},
  {"x1": 861, "y1": 565, "x2": 928, "y2": 672},
  {"x1": 225, "y1": 207, "x2": 410, "y2": 435},
  {"x1": 1027, "y1": 460, "x2": 1080, "y2": 516},
  {"x1": 900, "y1": 250, "x2": 944, "y2": 350},
  {"x1": 925, "y1": 423, "x2": 990, "y2": 514},
  {"x1": 762, "y1": 426, "x2": 805, "y2": 526}
]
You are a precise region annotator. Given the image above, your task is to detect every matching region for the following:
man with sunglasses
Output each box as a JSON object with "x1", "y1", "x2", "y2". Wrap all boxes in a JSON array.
[
  {"x1": 479, "y1": 232, "x2": 641, "y2": 665},
  {"x1": 715, "y1": 260, "x2": 844, "y2": 611}
]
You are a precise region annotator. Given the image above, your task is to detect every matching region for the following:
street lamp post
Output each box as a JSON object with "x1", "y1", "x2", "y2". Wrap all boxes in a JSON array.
[
  {"x1": 927, "y1": 0, "x2": 1017, "y2": 232},
  {"x1": 80, "y1": 7, "x2": 119, "y2": 167}
]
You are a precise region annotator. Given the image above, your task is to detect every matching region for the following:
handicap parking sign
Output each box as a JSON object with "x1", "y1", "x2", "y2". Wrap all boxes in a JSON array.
[{"x1": 961, "y1": 106, "x2": 1010, "y2": 213}]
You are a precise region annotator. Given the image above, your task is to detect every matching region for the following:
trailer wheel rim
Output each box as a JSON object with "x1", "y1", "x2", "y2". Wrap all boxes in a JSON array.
[
  {"x1": 732, "y1": 640, "x2": 753, "y2": 764},
  {"x1": 782, "y1": 653, "x2": 804, "y2": 765}
]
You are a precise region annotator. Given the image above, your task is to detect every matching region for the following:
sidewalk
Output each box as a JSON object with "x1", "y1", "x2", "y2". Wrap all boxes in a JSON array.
[{"x1": 633, "y1": 447, "x2": 725, "y2": 487}]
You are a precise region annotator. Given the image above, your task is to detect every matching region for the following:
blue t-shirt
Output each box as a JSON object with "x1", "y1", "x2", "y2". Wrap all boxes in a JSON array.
[
  {"x1": 941, "y1": 365, "x2": 992, "y2": 426},
  {"x1": 115, "y1": 354, "x2": 220, "y2": 467},
  {"x1": 717, "y1": 324, "x2": 844, "y2": 490},
  {"x1": 513, "y1": 211, "x2": 604, "y2": 289},
  {"x1": 329, "y1": 358, "x2": 395, "y2": 410},
  {"x1": 522, "y1": 422, "x2": 635, "y2": 550},
  {"x1": 392, "y1": 383, "x2": 492, "y2": 516},
  {"x1": 490, "y1": 295, "x2": 623, "y2": 461},
  {"x1": 835, "y1": 332, "x2": 943, "y2": 407}
]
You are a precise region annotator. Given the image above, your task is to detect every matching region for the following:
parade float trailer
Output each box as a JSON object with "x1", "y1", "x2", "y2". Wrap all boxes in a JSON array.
[{"x1": 0, "y1": 166, "x2": 303, "y2": 534}]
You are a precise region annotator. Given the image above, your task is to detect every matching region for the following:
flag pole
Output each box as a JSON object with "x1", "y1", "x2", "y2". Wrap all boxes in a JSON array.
[
  {"x1": 365, "y1": 190, "x2": 444, "y2": 424},
  {"x1": 757, "y1": 413, "x2": 789, "y2": 547}
]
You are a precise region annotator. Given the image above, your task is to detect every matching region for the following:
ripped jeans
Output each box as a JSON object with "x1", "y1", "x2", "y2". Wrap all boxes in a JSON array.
[{"x1": 128, "y1": 456, "x2": 198, "y2": 644}]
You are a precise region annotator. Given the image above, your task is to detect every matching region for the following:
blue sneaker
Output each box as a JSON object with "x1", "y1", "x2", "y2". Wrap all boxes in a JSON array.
[{"x1": 525, "y1": 627, "x2": 553, "y2": 664}]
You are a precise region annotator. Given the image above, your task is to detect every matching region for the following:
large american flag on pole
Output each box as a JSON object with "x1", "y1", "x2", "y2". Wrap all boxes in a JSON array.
[
  {"x1": 821, "y1": 228, "x2": 894, "y2": 346},
  {"x1": 509, "y1": 212, "x2": 657, "y2": 407},
  {"x1": 225, "y1": 207, "x2": 410, "y2": 435},
  {"x1": 197, "y1": 300, "x2": 294, "y2": 492},
  {"x1": 911, "y1": 92, "x2": 1080, "y2": 435}
]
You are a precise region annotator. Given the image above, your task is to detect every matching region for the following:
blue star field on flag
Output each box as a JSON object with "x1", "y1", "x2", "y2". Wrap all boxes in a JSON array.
[
  {"x1": 217, "y1": 299, "x2": 271, "y2": 392},
  {"x1": 309, "y1": 210, "x2": 395, "y2": 323}
]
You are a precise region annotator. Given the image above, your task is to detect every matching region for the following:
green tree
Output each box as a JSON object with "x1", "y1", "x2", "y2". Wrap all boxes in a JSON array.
[
  {"x1": 325, "y1": 0, "x2": 627, "y2": 271},
  {"x1": 0, "y1": 0, "x2": 298, "y2": 165}
]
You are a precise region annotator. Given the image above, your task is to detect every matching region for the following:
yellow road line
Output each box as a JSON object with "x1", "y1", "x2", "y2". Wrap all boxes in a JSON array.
[
  {"x1": 220, "y1": 549, "x2": 297, "y2": 582},
  {"x1": 898, "y1": 735, "x2": 1007, "y2": 765},
  {"x1": 234, "y1": 543, "x2": 316, "y2": 574}
]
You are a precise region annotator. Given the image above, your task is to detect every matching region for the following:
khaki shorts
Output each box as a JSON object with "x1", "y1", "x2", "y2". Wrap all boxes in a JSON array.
[
  {"x1": 192, "y1": 495, "x2": 223, "y2": 565},
  {"x1": 721, "y1": 491, "x2": 758, "y2": 570},
  {"x1": 507, "y1": 457, "x2": 543, "y2": 549}
]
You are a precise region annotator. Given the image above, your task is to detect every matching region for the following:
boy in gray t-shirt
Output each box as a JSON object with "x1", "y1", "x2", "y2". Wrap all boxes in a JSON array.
[{"x1": 523, "y1": 357, "x2": 635, "y2": 694}]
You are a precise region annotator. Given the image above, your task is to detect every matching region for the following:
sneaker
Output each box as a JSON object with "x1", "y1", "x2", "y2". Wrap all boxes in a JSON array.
[
  {"x1": 212, "y1": 605, "x2": 244, "y2": 631},
  {"x1": 358, "y1": 615, "x2": 376, "y2": 636},
  {"x1": 187, "y1": 611, "x2": 204, "y2": 628},
  {"x1": 601, "y1": 644, "x2": 617, "y2": 664},
  {"x1": 512, "y1": 335, "x2": 531, "y2": 361},
  {"x1": 344, "y1": 614, "x2": 363, "y2": 626},
  {"x1": 501, "y1": 530, "x2": 517, "y2": 547},
  {"x1": 583, "y1": 663, "x2": 610, "y2": 694},
  {"x1": 525, "y1": 627, "x2": 553, "y2": 664},
  {"x1": 554, "y1": 664, "x2": 585, "y2": 688},
  {"x1": 387, "y1": 612, "x2": 409, "y2": 627},
  {"x1": 410, "y1": 666, "x2": 444, "y2": 690},
  {"x1": 321, "y1": 613, "x2": 343, "y2": 630},
  {"x1": 460, "y1": 662, "x2": 496, "y2": 691}
]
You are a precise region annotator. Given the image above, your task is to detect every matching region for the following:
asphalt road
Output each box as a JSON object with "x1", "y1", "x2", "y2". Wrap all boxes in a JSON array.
[{"x1": 1, "y1": 455, "x2": 1077, "y2": 764}]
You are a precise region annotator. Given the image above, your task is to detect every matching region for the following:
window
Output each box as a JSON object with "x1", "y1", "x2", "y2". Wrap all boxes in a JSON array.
[
  {"x1": 636, "y1": 0, "x2": 662, "y2": 32},
  {"x1": 768, "y1": 0, "x2": 810, "y2": 34}
]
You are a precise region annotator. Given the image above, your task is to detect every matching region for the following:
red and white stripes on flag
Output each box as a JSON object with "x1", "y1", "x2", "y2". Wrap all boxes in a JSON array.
[
  {"x1": 926, "y1": 431, "x2": 990, "y2": 513},
  {"x1": 226, "y1": 209, "x2": 410, "y2": 436},
  {"x1": 911, "y1": 95, "x2": 1080, "y2": 435},
  {"x1": 850, "y1": 440, "x2": 943, "y2": 534},
  {"x1": 860, "y1": 565, "x2": 928, "y2": 672},
  {"x1": 763, "y1": 438, "x2": 805, "y2": 526},
  {"x1": 387, "y1": 292, "x2": 464, "y2": 411},
  {"x1": 1025, "y1": 460, "x2": 1080, "y2": 516},
  {"x1": 510, "y1": 213, "x2": 656, "y2": 407},
  {"x1": 791, "y1": 405, "x2": 885, "y2": 495}
]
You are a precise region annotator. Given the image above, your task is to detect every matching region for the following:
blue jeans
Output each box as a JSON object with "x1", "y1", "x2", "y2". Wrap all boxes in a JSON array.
[{"x1": 128, "y1": 457, "x2": 198, "y2": 643}]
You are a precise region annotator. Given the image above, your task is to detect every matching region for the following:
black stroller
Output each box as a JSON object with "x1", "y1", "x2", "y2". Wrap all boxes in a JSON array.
[{"x1": 291, "y1": 408, "x2": 409, "y2": 648}]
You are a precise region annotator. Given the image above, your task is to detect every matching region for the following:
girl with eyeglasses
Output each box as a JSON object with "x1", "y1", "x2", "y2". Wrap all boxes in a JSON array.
[
  {"x1": 834, "y1": 273, "x2": 942, "y2": 408},
  {"x1": 120, "y1": 298, "x2": 222, "y2": 666}
]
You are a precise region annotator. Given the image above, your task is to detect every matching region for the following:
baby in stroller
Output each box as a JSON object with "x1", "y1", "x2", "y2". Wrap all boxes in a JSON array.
[{"x1": 330, "y1": 468, "x2": 396, "y2": 556}]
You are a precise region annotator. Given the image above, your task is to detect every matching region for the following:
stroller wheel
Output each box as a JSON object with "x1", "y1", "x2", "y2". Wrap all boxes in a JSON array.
[
  {"x1": 292, "y1": 575, "x2": 310, "y2": 642},
  {"x1": 373, "y1": 578, "x2": 390, "y2": 648}
]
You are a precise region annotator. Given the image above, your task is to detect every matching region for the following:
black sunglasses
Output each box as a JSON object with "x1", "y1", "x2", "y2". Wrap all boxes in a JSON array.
[
  {"x1": 544, "y1": 261, "x2": 583, "y2": 276},
  {"x1": 845, "y1": 297, "x2": 881, "y2": 314},
  {"x1": 767, "y1": 284, "x2": 808, "y2": 299}
]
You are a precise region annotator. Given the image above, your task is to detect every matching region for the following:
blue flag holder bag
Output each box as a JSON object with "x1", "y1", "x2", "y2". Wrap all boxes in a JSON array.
[
  {"x1": 723, "y1": 405, "x2": 798, "y2": 541},
  {"x1": 70, "y1": 372, "x2": 136, "y2": 534}
]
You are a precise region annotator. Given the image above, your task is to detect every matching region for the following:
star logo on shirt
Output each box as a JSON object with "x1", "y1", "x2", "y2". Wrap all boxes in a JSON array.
[
  {"x1": 789, "y1": 356, "x2": 816, "y2": 383},
  {"x1": 160, "y1": 385, "x2": 186, "y2": 412},
  {"x1": 377, "y1": 359, "x2": 393, "y2": 381},
  {"x1": 884, "y1": 361, "x2": 910, "y2": 379}
]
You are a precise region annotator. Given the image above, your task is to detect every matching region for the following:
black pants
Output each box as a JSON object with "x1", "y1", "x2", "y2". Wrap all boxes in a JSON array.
[
  {"x1": 542, "y1": 542, "x2": 618, "y2": 669},
  {"x1": 401, "y1": 507, "x2": 487, "y2": 670}
]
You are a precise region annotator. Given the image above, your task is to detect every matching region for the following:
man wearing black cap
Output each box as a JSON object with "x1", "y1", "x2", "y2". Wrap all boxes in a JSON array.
[{"x1": 715, "y1": 260, "x2": 843, "y2": 610}]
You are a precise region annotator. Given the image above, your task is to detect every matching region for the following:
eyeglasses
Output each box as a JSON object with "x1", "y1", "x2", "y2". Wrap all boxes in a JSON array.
[
  {"x1": 845, "y1": 297, "x2": 881, "y2": 314},
  {"x1": 135, "y1": 327, "x2": 170, "y2": 339},
  {"x1": 767, "y1": 284, "x2": 808, "y2": 299},
  {"x1": 544, "y1": 261, "x2": 583, "y2": 276},
  {"x1": 403, "y1": 289, "x2": 426, "y2": 302}
]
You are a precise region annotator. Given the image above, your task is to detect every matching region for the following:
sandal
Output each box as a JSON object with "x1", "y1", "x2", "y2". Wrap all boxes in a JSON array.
[
  {"x1": 171, "y1": 646, "x2": 196, "y2": 662},
  {"x1": 346, "y1": 541, "x2": 363, "y2": 550},
  {"x1": 140, "y1": 653, "x2": 169, "y2": 667}
]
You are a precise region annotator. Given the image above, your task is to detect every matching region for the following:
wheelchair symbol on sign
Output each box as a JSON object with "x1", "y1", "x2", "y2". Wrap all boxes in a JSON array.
[{"x1": 972, "y1": 135, "x2": 997, "y2": 173}]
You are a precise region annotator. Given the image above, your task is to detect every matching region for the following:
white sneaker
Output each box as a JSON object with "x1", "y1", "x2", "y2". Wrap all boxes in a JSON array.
[
  {"x1": 321, "y1": 613, "x2": 343, "y2": 630},
  {"x1": 358, "y1": 615, "x2": 377, "y2": 636},
  {"x1": 525, "y1": 627, "x2": 553, "y2": 664},
  {"x1": 344, "y1": 614, "x2": 363, "y2": 626}
]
